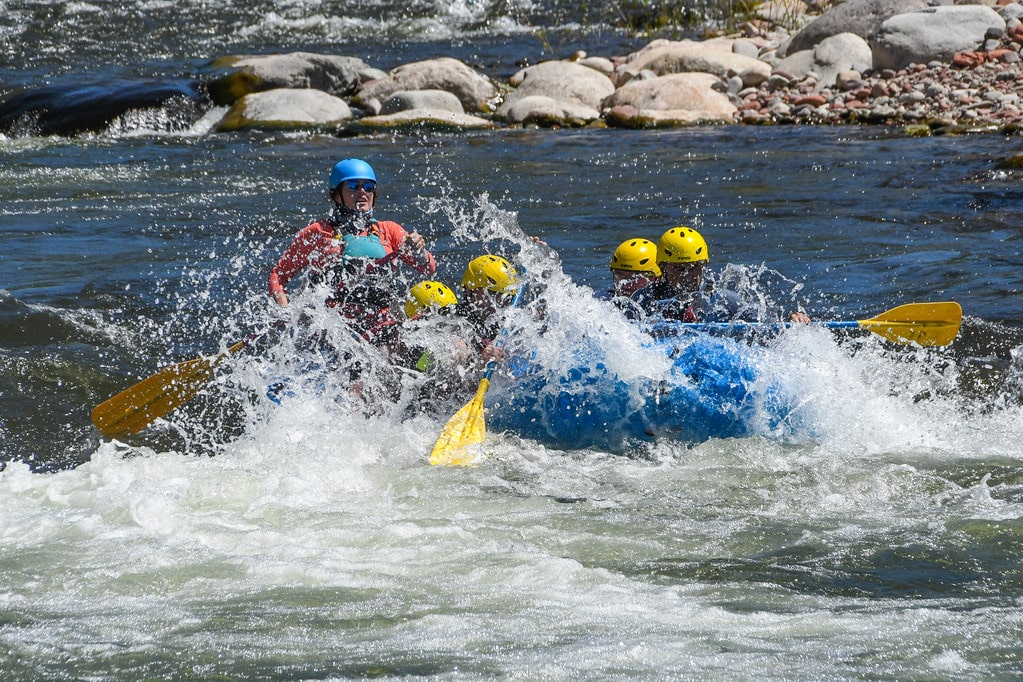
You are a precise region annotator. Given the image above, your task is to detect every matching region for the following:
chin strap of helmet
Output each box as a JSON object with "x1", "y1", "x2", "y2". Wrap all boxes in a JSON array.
[{"x1": 329, "y1": 204, "x2": 380, "y2": 238}]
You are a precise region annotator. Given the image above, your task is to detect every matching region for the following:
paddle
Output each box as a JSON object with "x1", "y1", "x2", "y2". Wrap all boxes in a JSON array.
[
  {"x1": 91, "y1": 339, "x2": 251, "y2": 439},
  {"x1": 430, "y1": 283, "x2": 528, "y2": 467},
  {"x1": 91, "y1": 248, "x2": 411, "y2": 439},
  {"x1": 646, "y1": 301, "x2": 962, "y2": 347}
]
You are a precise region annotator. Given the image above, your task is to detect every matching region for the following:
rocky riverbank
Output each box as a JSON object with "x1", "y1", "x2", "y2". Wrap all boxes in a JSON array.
[
  {"x1": 4, "y1": 0, "x2": 1023, "y2": 137},
  {"x1": 732, "y1": 2, "x2": 1023, "y2": 132}
]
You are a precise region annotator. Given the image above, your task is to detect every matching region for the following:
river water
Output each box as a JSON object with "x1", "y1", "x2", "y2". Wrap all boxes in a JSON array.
[{"x1": 3, "y1": 1, "x2": 1023, "y2": 679}]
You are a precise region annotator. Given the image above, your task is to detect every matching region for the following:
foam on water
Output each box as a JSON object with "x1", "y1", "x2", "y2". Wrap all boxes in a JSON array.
[
  {"x1": 4, "y1": 132, "x2": 1023, "y2": 675},
  {"x1": 2, "y1": 379, "x2": 1021, "y2": 677},
  {"x1": 3, "y1": 0, "x2": 1023, "y2": 666}
]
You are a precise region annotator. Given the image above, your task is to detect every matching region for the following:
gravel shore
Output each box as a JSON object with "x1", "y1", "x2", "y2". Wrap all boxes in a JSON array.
[{"x1": 732, "y1": 21, "x2": 1023, "y2": 133}]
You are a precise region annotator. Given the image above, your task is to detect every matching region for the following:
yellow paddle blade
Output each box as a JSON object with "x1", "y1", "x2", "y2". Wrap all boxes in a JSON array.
[
  {"x1": 91, "y1": 341, "x2": 246, "y2": 439},
  {"x1": 430, "y1": 377, "x2": 490, "y2": 466},
  {"x1": 858, "y1": 301, "x2": 962, "y2": 347}
]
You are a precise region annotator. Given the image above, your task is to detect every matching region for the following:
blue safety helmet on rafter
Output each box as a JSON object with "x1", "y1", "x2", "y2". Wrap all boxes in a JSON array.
[{"x1": 330, "y1": 158, "x2": 377, "y2": 191}]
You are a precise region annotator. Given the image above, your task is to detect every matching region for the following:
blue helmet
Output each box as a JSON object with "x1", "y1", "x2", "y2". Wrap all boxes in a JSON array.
[
  {"x1": 329, "y1": 158, "x2": 376, "y2": 190},
  {"x1": 342, "y1": 234, "x2": 387, "y2": 261}
]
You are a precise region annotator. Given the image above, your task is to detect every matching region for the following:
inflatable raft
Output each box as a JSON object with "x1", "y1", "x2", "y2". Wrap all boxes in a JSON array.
[
  {"x1": 487, "y1": 331, "x2": 798, "y2": 451},
  {"x1": 263, "y1": 328, "x2": 804, "y2": 452}
]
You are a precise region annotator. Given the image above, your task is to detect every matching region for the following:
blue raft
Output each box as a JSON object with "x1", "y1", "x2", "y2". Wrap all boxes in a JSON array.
[{"x1": 487, "y1": 331, "x2": 799, "y2": 451}]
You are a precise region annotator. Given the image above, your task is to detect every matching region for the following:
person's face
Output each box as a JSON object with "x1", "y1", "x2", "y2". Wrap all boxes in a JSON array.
[
  {"x1": 612, "y1": 268, "x2": 655, "y2": 296},
  {"x1": 464, "y1": 287, "x2": 512, "y2": 319},
  {"x1": 334, "y1": 179, "x2": 376, "y2": 212},
  {"x1": 660, "y1": 260, "x2": 705, "y2": 294}
]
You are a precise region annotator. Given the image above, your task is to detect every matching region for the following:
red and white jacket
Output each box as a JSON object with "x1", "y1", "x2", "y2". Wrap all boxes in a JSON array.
[{"x1": 268, "y1": 219, "x2": 436, "y2": 299}]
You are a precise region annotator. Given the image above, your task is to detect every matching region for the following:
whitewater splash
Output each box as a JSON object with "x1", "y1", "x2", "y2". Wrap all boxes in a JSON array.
[
  {"x1": 96, "y1": 192, "x2": 1012, "y2": 468},
  {"x1": 5, "y1": 194, "x2": 1023, "y2": 679}
]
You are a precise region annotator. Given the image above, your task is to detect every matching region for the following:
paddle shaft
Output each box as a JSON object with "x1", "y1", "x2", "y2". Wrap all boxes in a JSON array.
[
  {"x1": 646, "y1": 302, "x2": 962, "y2": 347},
  {"x1": 678, "y1": 321, "x2": 854, "y2": 332},
  {"x1": 673, "y1": 319, "x2": 953, "y2": 340},
  {"x1": 479, "y1": 283, "x2": 528, "y2": 381},
  {"x1": 428, "y1": 282, "x2": 528, "y2": 466}
]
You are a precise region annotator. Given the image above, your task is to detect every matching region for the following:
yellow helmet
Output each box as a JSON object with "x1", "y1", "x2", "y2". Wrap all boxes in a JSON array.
[
  {"x1": 461, "y1": 254, "x2": 519, "y2": 295},
  {"x1": 657, "y1": 226, "x2": 708, "y2": 264},
  {"x1": 610, "y1": 238, "x2": 661, "y2": 277},
  {"x1": 404, "y1": 280, "x2": 458, "y2": 318}
]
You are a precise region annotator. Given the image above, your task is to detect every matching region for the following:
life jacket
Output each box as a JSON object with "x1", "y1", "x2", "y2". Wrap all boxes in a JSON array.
[
  {"x1": 631, "y1": 280, "x2": 699, "y2": 322},
  {"x1": 323, "y1": 234, "x2": 400, "y2": 346},
  {"x1": 330, "y1": 299, "x2": 399, "y2": 346}
]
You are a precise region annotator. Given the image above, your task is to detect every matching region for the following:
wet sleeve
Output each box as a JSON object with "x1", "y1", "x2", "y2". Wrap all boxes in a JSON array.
[
  {"x1": 379, "y1": 221, "x2": 437, "y2": 275},
  {"x1": 268, "y1": 224, "x2": 321, "y2": 296}
]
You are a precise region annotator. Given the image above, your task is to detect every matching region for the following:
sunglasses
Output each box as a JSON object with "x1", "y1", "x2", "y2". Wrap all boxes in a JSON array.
[{"x1": 341, "y1": 180, "x2": 376, "y2": 192}]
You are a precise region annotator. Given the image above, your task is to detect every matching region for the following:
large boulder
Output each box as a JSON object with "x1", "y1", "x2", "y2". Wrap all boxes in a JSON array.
[
  {"x1": 773, "y1": 32, "x2": 873, "y2": 87},
  {"x1": 352, "y1": 110, "x2": 495, "y2": 131},
  {"x1": 813, "y1": 33, "x2": 874, "y2": 87},
  {"x1": 379, "y1": 90, "x2": 464, "y2": 115},
  {"x1": 577, "y1": 56, "x2": 616, "y2": 78},
  {"x1": 356, "y1": 88, "x2": 493, "y2": 130},
  {"x1": 354, "y1": 57, "x2": 500, "y2": 113},
  {"x1": 216, "y1": 88, "x2": 353, "y2": 131},
  {"x1": 499, "y1": 60, "x2": 614, "y2": 122},
  {"x1": 872, "y1": 6, "x2": 1007, "y2": 70},
  {"x1": 500, "y1": 96, "x2": 602, "y2": 127},
  {"x1": 783, "y1": 0, "x2": 930, "y2": 56},
  {"x1": 603, "y1": 73, "x2": 737, "y2": 127},
  {"x1": 205, "y1": 52, "x2": 369, "y2": 105},
  {"x1": 618, "y1": 38, "x2": 771, "y2": 87},
  {"x1": 772, "y1": 49, "x2": 817, "y2": 80},
  {"x1": 0, "y1": 78, "x2": 203, "y2": 136}
]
